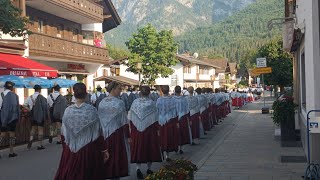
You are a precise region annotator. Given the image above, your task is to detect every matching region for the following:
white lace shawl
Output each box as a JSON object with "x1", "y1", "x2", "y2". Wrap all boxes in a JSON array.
[
  {"x1": 98, "y1": 96, "x2": 128, "y2": 139},
  {"x1": 172, "y1": 96, "x2": 189, "y2": 120},
  {"x1": 196, "y1": 95, "x2": 208, "y2": 113},
  {"x1": 62, "y1": 103, "x2": 100, "y2": 153},
  {"x1": 128, "y1": 97, "x2": 158, "y2": 132},
  {"x1": 156, "y1": 96, "x2": 177, "y2": 126},
  {"x1": 186, "y1": 96, "x2": 200, "y2": 116}
]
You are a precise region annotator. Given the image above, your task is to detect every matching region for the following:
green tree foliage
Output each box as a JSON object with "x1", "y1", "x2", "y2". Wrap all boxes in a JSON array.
[
  {"x1": 0, "y1": 0, "x2": 29, "y2": 38},
  {"x1": 256, "y1": 38, "x2": 293, "y2": 90},
  {"x1": 175, "y1": 0, "x2": 283, "y2": 63},
  {"x1": 126, "y1": 24, "x2": 178, "y2": 85},
  {"x1": 107, "y1": 44, "x2": 130, "y2": 60}
]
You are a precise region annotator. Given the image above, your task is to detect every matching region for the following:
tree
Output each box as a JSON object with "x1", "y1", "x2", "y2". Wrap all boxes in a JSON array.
[
  {"x1": 126, "y1": 24, "x2": 178, "y2": 85},
  {"x1": 107, "y1": 44, "x2": 130, "y2": 60},
  {"x1": 0, "y1": 0, "x2": 29, "y2": 38},
  {"x1": 256, "y1": 38, "x2": 293, "y2": 92}
]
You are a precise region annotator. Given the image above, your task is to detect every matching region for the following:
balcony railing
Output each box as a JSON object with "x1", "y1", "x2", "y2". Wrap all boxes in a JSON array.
[
  {"x1": 26, "y1": 0, "x2": 104, "y2": 24},
  {"x1": 29, "y1": 33, "x2": 109, "y2": 64}
]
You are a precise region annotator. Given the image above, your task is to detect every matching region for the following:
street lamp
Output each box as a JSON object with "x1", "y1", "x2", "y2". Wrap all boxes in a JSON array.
[{"x1": 136, "y1": 62, "x2": 142, "y2": 86}]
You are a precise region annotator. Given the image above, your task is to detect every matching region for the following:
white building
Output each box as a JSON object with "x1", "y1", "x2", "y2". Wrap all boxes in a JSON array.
[
  {"x1": 93, "y1": 54, "x2": 222, "y2": 91},
  {"x1": 283, "y1": 0, "x2": 320, "y2": 163}
]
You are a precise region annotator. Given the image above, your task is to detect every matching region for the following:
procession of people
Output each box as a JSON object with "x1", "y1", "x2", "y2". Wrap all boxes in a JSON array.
[{"x1": 0, "y1": 80, "x2": 234, "y2": 180}]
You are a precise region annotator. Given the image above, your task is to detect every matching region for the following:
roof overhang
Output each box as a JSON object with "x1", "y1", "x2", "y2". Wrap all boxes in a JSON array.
[{"x1": 98, "y1": 0, "x2": 122, "y2": 32}]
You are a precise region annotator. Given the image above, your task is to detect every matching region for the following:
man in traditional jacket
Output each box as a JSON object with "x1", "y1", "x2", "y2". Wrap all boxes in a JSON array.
[
  {"x1": 91, "y1": 85, "x2": 106, "y2": 108},
  {"x1": 186, "y1": 86, "x2": 200, "y2": 145},
  {"x1": 48, "y1": 84, "x2": 67, "y2": 144},
  {"x1": 129, "y1": 85, "x2": 162, "y2": 179},
  {"x1": 25, "y1": 85, "x2": 48, "y2": 150},
  {"x1": 173, "y1": 86, "x2": 190, "y2": 154},
  {"x1": 156, "y1": 85, "x2": 179, "y2": 160},
  {"x1": 0, "y1": 81, "x2": 20, "y2": 158}
]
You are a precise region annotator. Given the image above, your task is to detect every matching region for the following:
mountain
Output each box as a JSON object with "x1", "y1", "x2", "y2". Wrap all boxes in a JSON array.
[
  {"x1": 105, "y1": 0, "x2": 256, "y2": 48},
  {"x1": 175, "y1": 0, "x2": 284, "y2": 63}
]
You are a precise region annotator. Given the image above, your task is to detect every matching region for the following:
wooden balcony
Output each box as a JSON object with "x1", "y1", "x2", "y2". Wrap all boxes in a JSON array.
[
  {"x1": 26, "y1": 0, "x2": 104, "y2": 24},
  {"x1": 29, "y1": 33, "x2": 109, "y2": 64}
]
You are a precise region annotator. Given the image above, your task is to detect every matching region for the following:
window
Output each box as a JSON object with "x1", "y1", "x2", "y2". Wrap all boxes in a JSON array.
[
  {"x1": 37, "y1": 19, "x2": 45, "y2": 33},
  {"x1": 199, "y1": 68, "x2": 209, "y2": 75},
  {"x1": 72, "y1": 29, "x2": 78, "y2": 41},
  {"x1": 183, "y1": 66, "x2": 191, "y2": 74},
  {"x1": 301, "y1": 51, "x2": 306, "y2": 109},
  {"x1": 56, "y1": 25, "x2": 64, "y2": 38}
]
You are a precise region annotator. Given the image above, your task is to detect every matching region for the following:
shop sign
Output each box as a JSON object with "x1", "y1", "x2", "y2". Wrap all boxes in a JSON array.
[{"x1": 67, "y1": 64, "x2": 85, "y2": 72}]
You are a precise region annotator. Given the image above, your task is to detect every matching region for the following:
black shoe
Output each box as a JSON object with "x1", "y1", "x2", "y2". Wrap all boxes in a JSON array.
[
  {"x1": 204, "y1": 132, "x2": 207, "y2": 135},
  {"x1": 27, "y1": 141, "x2": 32, "y2": 149},
  {"x1": 166, "y1": 158, "x2": 172, "y2": 162},
  {"x1": 9, "y1": 153, "x2": 17, "y2": 158},
  {"x1": 37, "y1": 145, "x2": 45, "y2": 150},
  {"x1": 147, "y1": 169, "x2": 153, "y2": 175},
  {"x1": 49, "y1": 136, "x2": 53, "y2": 143},
  {"x1": 56, "y1": 141, "x2": 62, "y2": 145},
  {"x1": 179, "y1": 150, "x2": 184, "y2": 154},
  {"x1": 136, "y1": 169, "x2": 144, "y2": 179}
]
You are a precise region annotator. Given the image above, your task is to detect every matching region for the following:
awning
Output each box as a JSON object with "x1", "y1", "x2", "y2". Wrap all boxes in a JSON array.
[
  {"x1": 0, "y1": 53, "x2": 57, "y2": 77},
  {"x1": 94, "y1": 75, "x2": 139, "y2": 86}
]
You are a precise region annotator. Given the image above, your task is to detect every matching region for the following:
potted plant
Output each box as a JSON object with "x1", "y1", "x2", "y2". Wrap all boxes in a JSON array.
[
  {"x1": 272, "y1": 93, "x2": 297, "y2": 142},
  {"x1": 145, "y1": 167, "x2": 190, "y2": 180}
]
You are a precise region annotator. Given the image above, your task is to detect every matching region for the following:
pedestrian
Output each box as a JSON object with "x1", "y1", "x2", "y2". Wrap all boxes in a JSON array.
[
  {"x1": 156, "y1": 85, "x2": 179, "y2": 161},
  {"x1": 26, "y1": 85, "x2": 48, "y2": 150},
  {"x1": 91, "y1": 85, "x2": 106, "y2": 109},
  {"x1": 55, "y1": 83, "x2": 107, "y2": 180},
  {"x1": 98, "y1": 81, "x2": 129, "y2": 180},
  {"x1": 173, "y1": 86, "x2": 190, "y2": 154},
  {"x1": 195, "y1": 88, "x2": 209, "y2": 136},
  {"x1": 128, "y1": 85, "x2": 162, "y2": 179},
  {"x1": 0, "y1": 81, "x2": 20, "y2": 158},
  {"x1": 47, "y1": 84, "x2": 67, "y2": 144},
  {"x1": 186, "y1": 86, "x2": 200, "y2": 145}
]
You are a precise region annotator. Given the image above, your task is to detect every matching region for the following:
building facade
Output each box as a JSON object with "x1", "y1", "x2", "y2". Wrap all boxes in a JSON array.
[
  {"x1": 283, "y1": 0, "x2": 320, "y2": 163},
  {"x1": 19, "y1": 0, "x2": 120, "y2": 94}
]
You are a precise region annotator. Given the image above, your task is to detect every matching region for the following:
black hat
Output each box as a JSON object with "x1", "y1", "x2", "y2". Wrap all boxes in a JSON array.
[
  {"x1": 4, "y1": 81, "x2": 15, "y2": 89},
  {"x1": 34, "y1": 84, "x2": 42, "y2": 90},
  {"x1": 96, "y1": 85, "x2": 102, "y2": 90},
  {"x1": 53, "y1": 84, "x2": 61, "y2": 90}
]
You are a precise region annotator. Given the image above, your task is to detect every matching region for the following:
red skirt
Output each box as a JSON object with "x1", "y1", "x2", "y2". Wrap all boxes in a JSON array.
[
  {"x1": 160, "y1": 117, "x2": 179, "y2": 152},
  {"x1": 130, "y1": 121, "x2": 162, "y2": 163},
  {"x1": 102, "y1": 126, "x2": 129, "y2": 179},
  {"x1": 179, "y1": 114, "x2": 191, "y2": 146},
  {"x1": 190, "y1": 113, "x2": 200, "y2": 139},
  {"x1": 200, "y1": 109, "x2": 210, "y2": 131},
  {"x1": 211, "y1": 105, "x2": 218, "y2": 125},
  {"x1": 55, "y1": 136, "x2": 105, "y2": 180}
]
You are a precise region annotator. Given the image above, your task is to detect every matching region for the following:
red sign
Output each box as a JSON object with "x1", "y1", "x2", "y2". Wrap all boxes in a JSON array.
[
  {"x1": 67, "y1": 64, "x2": 85, "y2": 72},
  {"x1": 0, "y1": 70, "x2": 57, "y2": 77}
]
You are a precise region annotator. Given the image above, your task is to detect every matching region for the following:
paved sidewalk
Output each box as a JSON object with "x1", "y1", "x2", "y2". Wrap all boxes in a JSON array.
[{"x1": 194, "y1": 97, "x2": 307, "y2": 180}]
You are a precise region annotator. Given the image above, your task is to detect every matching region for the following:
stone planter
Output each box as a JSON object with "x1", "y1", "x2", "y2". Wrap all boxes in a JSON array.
[{"x1": 280, "y1": 114, "x2": 296, "y2": 142}]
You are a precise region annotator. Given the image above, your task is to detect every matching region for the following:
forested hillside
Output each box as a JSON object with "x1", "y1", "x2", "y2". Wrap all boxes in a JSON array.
[
  {"x1": 175, "y1": 0, "x2": 284, "y2": 63},
  {"x1": 106, "y1": 0, "x2": 255, "y2": 48}
]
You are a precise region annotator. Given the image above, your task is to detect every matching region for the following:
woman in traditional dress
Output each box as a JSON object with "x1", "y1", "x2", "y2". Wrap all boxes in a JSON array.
[
  {"x1": 157, "y1": 85, "x2": 179, "y2": 160},
  {"x1": 55, "y1": 83, "x2": 107, "y2": 180},
  {"x1": 98, "y1": 81, "x2": 129, "y2": 180},
  {"x1": 186, "y1": 86, "x2": 200, "y2": 145},
  {"x1": 173, "y1": 86, "x2": 190, "y2": 154},
  {"x1": 128, "y1": 85, "x2": 162, "y2": 179}
]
